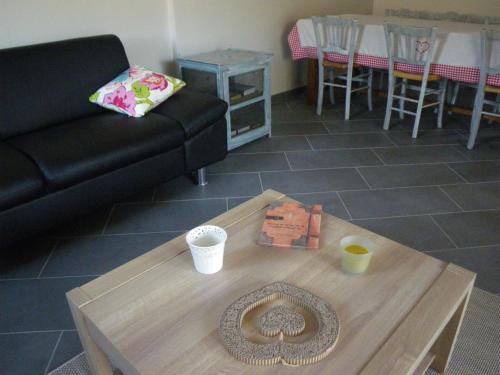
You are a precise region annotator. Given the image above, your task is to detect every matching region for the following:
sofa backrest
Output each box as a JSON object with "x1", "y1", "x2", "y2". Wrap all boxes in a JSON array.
[{"x1": 0, "y1": 35, "x2": 129, "y2": 139}]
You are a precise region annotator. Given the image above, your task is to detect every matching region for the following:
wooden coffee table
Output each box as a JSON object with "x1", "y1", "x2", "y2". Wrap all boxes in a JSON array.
[{"x1": 67, "y1": 190, "x2": 475, "y2": 375}]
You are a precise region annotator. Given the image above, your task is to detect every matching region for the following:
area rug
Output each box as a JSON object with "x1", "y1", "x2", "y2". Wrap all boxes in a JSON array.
[{"x1": 49, "y1": 288, "x2": 500, "y2": 375}]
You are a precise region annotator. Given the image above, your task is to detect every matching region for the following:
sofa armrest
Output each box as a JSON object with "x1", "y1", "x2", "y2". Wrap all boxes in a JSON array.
[{"x1": 153, "y1": 90, "x2": 228, "y2": 139}]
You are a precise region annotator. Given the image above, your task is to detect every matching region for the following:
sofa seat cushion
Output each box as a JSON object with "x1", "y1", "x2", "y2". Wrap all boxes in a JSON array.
[
  {"x1": 153, "y1": 90, "x2": 227, "y2": 139},
  {"x1": 0, "y1": 142, "x2": 44, "y2": 210},
  {"x1": 8, "y1": 113, "x2": 184, "y2": 191}
]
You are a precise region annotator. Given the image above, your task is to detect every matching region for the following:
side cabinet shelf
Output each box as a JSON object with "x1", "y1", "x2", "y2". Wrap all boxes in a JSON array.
[{"x1": 178, "y1": 49, "x2": 273, "y2": 150}]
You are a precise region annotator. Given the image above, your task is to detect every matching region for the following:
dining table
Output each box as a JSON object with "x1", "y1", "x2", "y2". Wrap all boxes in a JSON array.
[{"x1": 288, "y1": 14, "x2": 500, "y2": 105}]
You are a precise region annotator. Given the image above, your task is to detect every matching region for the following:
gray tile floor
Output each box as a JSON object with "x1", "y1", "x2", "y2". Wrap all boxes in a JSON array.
[{"x1": 1, "y1": 91, "x2": 499, "y2": 375}]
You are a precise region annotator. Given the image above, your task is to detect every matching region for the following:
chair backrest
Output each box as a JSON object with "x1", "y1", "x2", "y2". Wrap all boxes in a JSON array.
[
  {"x1": 384, "y1": 23, "x2": 437, "y2": 79},
  {"x1": 312, "y1": 16, "x2": 358, "y2": 62},
  {"x1": 481, "y1": 30, "x2": 500, "y2": 75},
  {"x1": 477, "y1": 30, "x2": 500, "y2": 90}
]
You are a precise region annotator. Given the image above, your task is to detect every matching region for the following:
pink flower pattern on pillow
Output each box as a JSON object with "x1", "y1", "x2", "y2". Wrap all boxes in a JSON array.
[
  {"x1": 103, "y1": 86, "x2": 137, "y2": 116},
  {"x1": 90, "y1": 66, "x2": 185, "y2": 117},
  {"x1": 141, "y1": 73, "x2": 168, "y2": 91},
  {"x1": 128, "y1": 66, "x2": 141, "y2": 78}
]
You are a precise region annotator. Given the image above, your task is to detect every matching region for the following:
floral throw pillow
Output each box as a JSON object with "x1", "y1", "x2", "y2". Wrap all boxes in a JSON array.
[{"x1": 89, "y1": 66, "x2": 186, "y2": 117}]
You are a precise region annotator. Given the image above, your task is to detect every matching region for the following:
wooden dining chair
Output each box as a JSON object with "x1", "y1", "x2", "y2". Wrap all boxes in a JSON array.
[
  {"x1": 312, "y1": 16, "x2": 373, "y2": 120},
  {"x1": 448, "y1": 17, "x2": 492, "y2": 111},
  {"x1": 383, "y1": 23, "x2": 447, "y2": 138},
  {"x1": 467, "y1": 30, "x2": 500, "y2": 149}
]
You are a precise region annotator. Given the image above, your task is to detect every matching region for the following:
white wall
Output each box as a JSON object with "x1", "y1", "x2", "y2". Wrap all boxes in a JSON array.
[
  {"x1": 172, "y1": 0, "x2": 374, "y2": 93},
  {"x1": 372, "y1": 0, "x2": 500, "y2": 16},
  {"x1": 0, "y1": 0, "x2": 173, "y2": 72},
  {"x1": 0, "y1": 0, "x2": 374, "y2": 94}
]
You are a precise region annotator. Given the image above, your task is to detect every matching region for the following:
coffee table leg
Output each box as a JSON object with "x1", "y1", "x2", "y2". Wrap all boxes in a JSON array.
[
  {"x1": 67, "y1": 289, "x2": 114, "y2": 375},
  {"x1": 430, "y1": 286, "x2": 473, "y2": 373}
]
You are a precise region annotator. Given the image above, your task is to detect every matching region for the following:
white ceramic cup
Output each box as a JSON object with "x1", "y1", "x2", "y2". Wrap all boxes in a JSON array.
[{"x1": 186, "y1": 225, "x2": 227, "y2": 274}]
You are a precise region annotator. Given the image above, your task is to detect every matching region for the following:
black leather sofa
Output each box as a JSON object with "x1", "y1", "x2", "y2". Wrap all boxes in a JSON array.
[{"x1": 0, "y1": 35, "x2": 228, "y2": 249}]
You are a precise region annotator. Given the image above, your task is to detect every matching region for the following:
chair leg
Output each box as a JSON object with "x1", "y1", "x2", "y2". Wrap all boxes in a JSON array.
[
  {"x1": 329, "y1": 70, "x2": 335, "y2": 105},
  {"x1": 485, "y1": 93, "x2": 500, "y2": 125},
  {"x1": 450, "y1": 82, "x2": 460, "y2": 106},
  {"x1": 447, "y1": 81, "x2": 461, "y2": 115},
  {"x1": 378, "y1": 71, "x2": 385, "y2": 91},
  {"x1": 316, "y1": 64, "x2": 325, "y2": 116},
  {"x1": 437, "y1": 78, "x2": 447, "y2": 129},
  {"x1": 467, "y1": 91, "x2": 485, "y2": 150},
  {"x1": 399, "y1": 78, "x2": 407, "y2": 120},
  {"x1": 383, "y1": 75, "x2": 396, "y2": 131},
  {"x1": 345, "y1": 69, "x2": 353, "y2": 121},
  {"x1": 367, "y1": 68, "x2": 374, "y2": 112},
  {"x1": 412, "y1": 81, "x2": 428, "y2": 139}
]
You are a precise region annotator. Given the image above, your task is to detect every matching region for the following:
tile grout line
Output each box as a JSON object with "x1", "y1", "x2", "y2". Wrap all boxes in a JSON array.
[
  {"x1": 0, "y1": 329, "x2": 77, "y2": 336},
  {"x1": 37, "y1": 243, "x2": 57, "y2": 279},
  {"x1": 257, "y1": 172, "x2": 265, "y2": 193},
  {"x1": 355, "y1": 167, "x2": 373, "y2": 190},
  {"x1": 46, "y1": 230, "x2": 186, "y2": 241},
  {"x1": 444, "y1": 165, "x2": 470, "y2": 184},
  {"x1": 231, "y1": 146, "x2": 423, "y2": 155},
  {"x1": 101, "y1": 205, "x2": 117, "y2": 235},
  {"x1": 5, "y1": 237, "x2": 500, "y2": 283},
  {"x1": 304, "y1": 135, "x2": 315, "y2": 151},
  {"x1": 209, "y1": 168, "x2": 292, "y2": 175},
  {"x1": 230, "y1": 148, "x2": 499, "y2": 163},
  {"x1": 424, "y1": 243, "x2": 500, "y2": 254},
  {"x1": 41, "y1": 184, "x2": 498, "y2": 237},
  {"x1": 348, "y1": 209, "x2": 468, "y2": 222},
  {"x1": 233, "y1": 150, "x2": 305, "y2": 155},
  {"x1": 36, "y1": 183, "x2": 497, "y2": 238},
  {"x1": 221, "y1": 140, "x2": 500, "y2": 155},
  {"x1": 428, "y1": 214, "x2": 459, "y2": 249},
  {"x1": 27, "y1": 205, "x2": 500, "y2": 243},
  {"x1": 381, "y1": 132, "x2": 400, "y2": 148},
  {"x1": 452, "y1": 143, "x2": 474, "y2": 161},
  {"x1": 206, "y1": 161, "x2": 500, "y2": 174},
  {"x1": 437, "y1": 186, "x2": 466, "y2": 212},
  {"x1": 323, "y1": 121, "x2": 334, "y2": 135},
  {"x1": 370, "y1": 148, "x2": 387, "y2": 165},
  {"x1": 444, "y1": 163, "x2": 469, "y2": 183},
  {"x1": 453, "y1": 128, "x2": 468, "y2": 137},
  {"x1": 44, "y1": 331, "x2": 63, "y2": 375},
  {"x1": 1, "y1": 275, "x2": 103, "y2": 282},
  {"x1": 336, "y1": 192, "x2": 353, "y2": 221},
  {"x1": 135, "y1": 196, "x2": 230, "y2": 203},
  {"x1": 283, "y1": 152, "x2": 293, "y2": 171}
]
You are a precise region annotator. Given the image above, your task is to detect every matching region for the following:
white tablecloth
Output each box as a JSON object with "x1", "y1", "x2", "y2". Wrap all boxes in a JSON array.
[{"x1": 296, "y1": 14, "x2": 500, "y2": 70}]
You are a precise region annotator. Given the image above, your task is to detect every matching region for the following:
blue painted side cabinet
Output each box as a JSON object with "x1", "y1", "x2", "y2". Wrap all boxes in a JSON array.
[{"x1": 177, "y1": 49, "x2": 273, "y2": 150}]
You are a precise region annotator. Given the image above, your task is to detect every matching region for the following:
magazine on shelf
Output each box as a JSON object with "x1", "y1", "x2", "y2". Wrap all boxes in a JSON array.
[
  {"x1": 258, "y1": 201, "x2": 322, "y2": 250},
  {"x1": 230, "y1": 92, "x2": 243, "y2": 102},
  {"x1": 230, "y1": 82, "x2": 257, "y2": 96}
]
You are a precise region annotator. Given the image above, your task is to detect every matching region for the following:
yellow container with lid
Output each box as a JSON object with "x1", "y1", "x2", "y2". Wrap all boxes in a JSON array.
[{"x1": 340, "y1": 235, "x2": 376, "y2": 274}]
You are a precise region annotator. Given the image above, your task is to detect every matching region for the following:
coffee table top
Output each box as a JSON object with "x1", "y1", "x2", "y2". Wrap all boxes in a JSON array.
[{"x1": 69, "y1": 190, "x2": 475, "y2": 375}]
